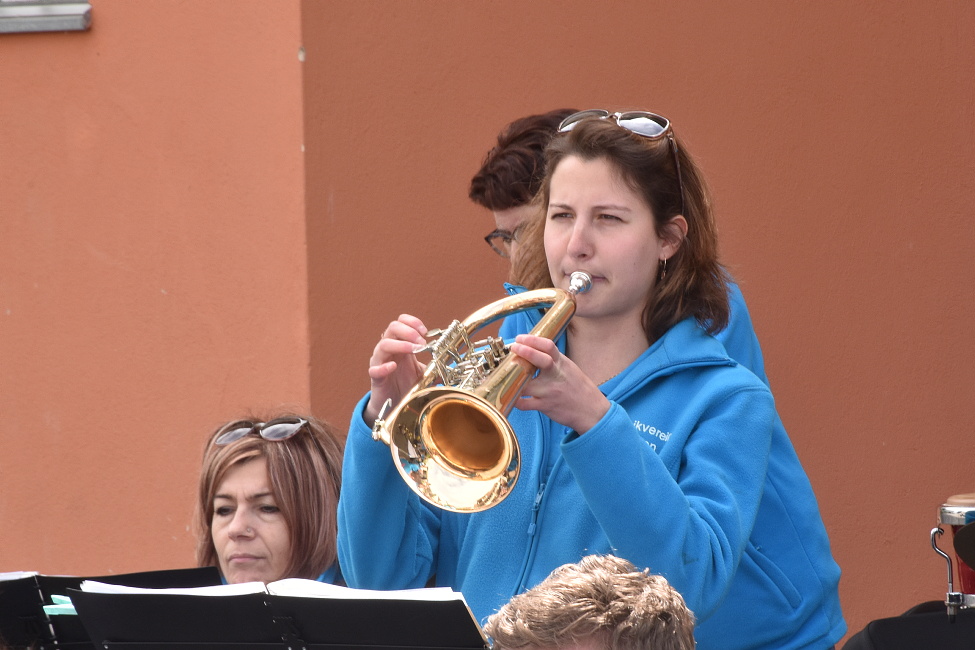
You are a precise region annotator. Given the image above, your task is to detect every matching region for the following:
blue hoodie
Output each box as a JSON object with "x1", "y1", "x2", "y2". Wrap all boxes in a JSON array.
[
  {"x1": 338, "y1": 285, "x2": 845, "y2": 649},
  {"x1": 499, "y1": 280, "x2": 766, "y2": 385}
]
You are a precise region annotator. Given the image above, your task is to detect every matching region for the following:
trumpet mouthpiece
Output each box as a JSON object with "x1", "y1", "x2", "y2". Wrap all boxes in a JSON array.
[{"x1": 568, "y1": 271, "x2": 593, "y2": 295}]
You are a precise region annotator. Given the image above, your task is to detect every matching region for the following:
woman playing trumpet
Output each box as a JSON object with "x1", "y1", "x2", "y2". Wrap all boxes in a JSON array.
[{"x1": 338, "y1": 110, "x2": 844, "y2": 649}]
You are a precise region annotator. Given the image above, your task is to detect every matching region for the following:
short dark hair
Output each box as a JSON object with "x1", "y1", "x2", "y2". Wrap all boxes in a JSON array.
[{"x1": 469, "y1": 108, "x2": 578, "y2": 211}]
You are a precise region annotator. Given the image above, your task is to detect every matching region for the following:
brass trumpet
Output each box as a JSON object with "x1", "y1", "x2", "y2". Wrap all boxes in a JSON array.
[{"x1": 371, "y1": 271, "x2": 592, "y2": 513}]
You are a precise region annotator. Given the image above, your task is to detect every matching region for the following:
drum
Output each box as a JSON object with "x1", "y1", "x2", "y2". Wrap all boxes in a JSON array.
[{"x1": 939, "y1": 493, "x2": 975, "y2": 594}]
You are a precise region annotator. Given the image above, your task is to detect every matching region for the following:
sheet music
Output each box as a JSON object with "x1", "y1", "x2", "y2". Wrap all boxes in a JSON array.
[
  {"x1": 79, "y1": 580, "x2": 266, "y2": 596},
  {"x1": 0, "y1": 571, "x2": 39, "y2": 581},
  {"x1": 268, "y1": 578, "x2": 464, "y2": 601},
  {"x1": 79, "y1": 577, "x2": 466, "y2": 602}
]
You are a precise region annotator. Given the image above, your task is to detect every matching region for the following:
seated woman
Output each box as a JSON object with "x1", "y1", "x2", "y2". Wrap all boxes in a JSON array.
[{"x1": 196, "y1": 413, "x2": 344, "y2": 584}]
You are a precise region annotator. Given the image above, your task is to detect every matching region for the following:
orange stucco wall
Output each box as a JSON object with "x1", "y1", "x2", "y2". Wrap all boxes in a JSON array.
[
  {"x1": 2, "y1": 1, "x2": 974, "y2": 644},
  {"x1": 0, "y1": 1, "x2": 311, "y2": 568}
]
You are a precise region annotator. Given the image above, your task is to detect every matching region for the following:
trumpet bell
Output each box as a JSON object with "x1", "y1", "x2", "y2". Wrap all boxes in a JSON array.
[{"x1": 388, "y1": 386, "x2": 519, "y2": 513}]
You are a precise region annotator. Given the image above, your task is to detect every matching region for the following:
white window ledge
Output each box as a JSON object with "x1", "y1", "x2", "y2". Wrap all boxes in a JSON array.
[{"x1": 0, "y1": 1, "x2": 91, "y2": 34}]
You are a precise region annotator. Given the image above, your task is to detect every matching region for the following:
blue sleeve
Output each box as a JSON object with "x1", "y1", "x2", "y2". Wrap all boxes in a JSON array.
[
  {"x1": 716, "y1": 282, "x2": 769, "y2": 387},
  {"x1": 560, "y1": 384, "x2": 775, "y2": 619},
  {"x1": 336, "y1": 394, "x2": 441, "y2": 589}
]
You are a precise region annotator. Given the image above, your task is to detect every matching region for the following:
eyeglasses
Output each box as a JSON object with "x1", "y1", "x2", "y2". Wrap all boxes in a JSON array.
[
  {"x1": 214, "y1": 417, "x2": 309, "y2": 446},
  {"x1": 484, "y1": 225, "x2": 523, "y2": 258},
  {"x1": 557, "y1": 109, "x2": 685, "y2": 215}
]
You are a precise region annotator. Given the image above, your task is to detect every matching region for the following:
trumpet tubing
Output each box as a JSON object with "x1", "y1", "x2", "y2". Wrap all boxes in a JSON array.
[{"x1": 372, "y1": 271, "x2": 592, "y2": 513}]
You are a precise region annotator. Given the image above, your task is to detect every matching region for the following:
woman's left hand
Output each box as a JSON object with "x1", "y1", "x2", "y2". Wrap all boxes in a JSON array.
[{"x1": 509, "y1": 334, "x2": 611, "y2": 434}]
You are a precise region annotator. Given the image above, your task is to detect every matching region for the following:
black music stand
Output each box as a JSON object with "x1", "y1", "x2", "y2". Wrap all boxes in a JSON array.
[
  {"x1": 0, "y1": 567, "x2": 221, "y2": 650},
  {"x1": 841, "y1": 600, "x2": 975, "y2": 649},
  {"x1": 69, "y1": 587, "x2": 490, "y2": 650}
]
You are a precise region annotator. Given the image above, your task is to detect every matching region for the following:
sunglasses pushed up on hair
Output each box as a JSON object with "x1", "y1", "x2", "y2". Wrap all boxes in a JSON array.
[
  {"x1": 214, "y1": 417, "x2": 309, "y2": 446},
  {"x1": 557, "y1": 109, "x2": 685, "y2": 215}
]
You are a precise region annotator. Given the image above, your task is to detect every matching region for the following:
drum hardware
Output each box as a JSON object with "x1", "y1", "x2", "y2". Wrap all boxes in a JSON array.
[
  {"x1": 931, "y1": 526, "x2": 975, "y2": 621},
  {"x1": 931, "y1": 492, "x2": 975, "y2": 621}
]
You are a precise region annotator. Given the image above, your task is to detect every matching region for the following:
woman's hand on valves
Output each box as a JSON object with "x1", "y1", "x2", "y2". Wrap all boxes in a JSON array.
[
  {"x1": 366, "y1": 315, "x2": 428, "y2": 423},
  {"x1": 509, "y1": 333, "x2": 610, "y2": 435}
]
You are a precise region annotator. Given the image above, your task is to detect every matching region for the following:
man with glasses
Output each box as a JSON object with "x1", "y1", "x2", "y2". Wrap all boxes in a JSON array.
[{"x1": 470, "y1": 108, "x2": 578, "y2": 270}]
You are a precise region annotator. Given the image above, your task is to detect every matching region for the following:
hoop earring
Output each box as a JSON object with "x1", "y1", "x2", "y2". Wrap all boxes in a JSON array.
[{"x1": 659, "y1": 257, "x2": 668, "y2": 281}]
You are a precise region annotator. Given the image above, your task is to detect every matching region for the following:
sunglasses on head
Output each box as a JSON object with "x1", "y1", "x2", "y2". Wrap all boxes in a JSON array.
[
  {"x1": 557, "y1": 109, "x2": 686, "y2": 215},
  {"x1": 214, "y1": 417, "x2": 309, "y2": 446}
]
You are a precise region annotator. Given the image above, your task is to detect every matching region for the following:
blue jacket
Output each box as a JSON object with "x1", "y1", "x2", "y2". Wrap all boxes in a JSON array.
[
  {"x1": 499, "y1": 280, "x2": 766, "y2": 384},
  {"x1": 317, "y1": 564, "x2": 343, "y2": 585},
  {"x1": 338, "y1": 286, "x2": 845, "y2": 649}
]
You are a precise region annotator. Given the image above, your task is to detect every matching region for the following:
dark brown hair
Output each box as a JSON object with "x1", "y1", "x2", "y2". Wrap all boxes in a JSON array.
[
  {"x1": 469, "y1": 108, "x2": 578, "y2": 211},
  {"x1": 512, "y1": 116, "x2": 730, "y2": 343},
  {"x1": 195, "y1": 413, "x2": 344, "y2": 581},
  {"x1": 484, "y1": 554, "x2": 696, "y2": 650}
]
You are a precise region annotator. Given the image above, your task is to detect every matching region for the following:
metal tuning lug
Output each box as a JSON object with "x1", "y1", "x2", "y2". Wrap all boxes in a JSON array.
[{"x1": 371, "y1": 398, "x2": 393, "y2": 442}]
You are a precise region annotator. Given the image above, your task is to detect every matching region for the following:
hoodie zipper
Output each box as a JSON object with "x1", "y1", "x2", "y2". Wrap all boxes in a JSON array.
[
  {"x1": 527, "y1": 481, "x2": 546, "y2": 537},
  {"x1": 514, "y1": 413, "x2": 553, "y2": 591}
]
